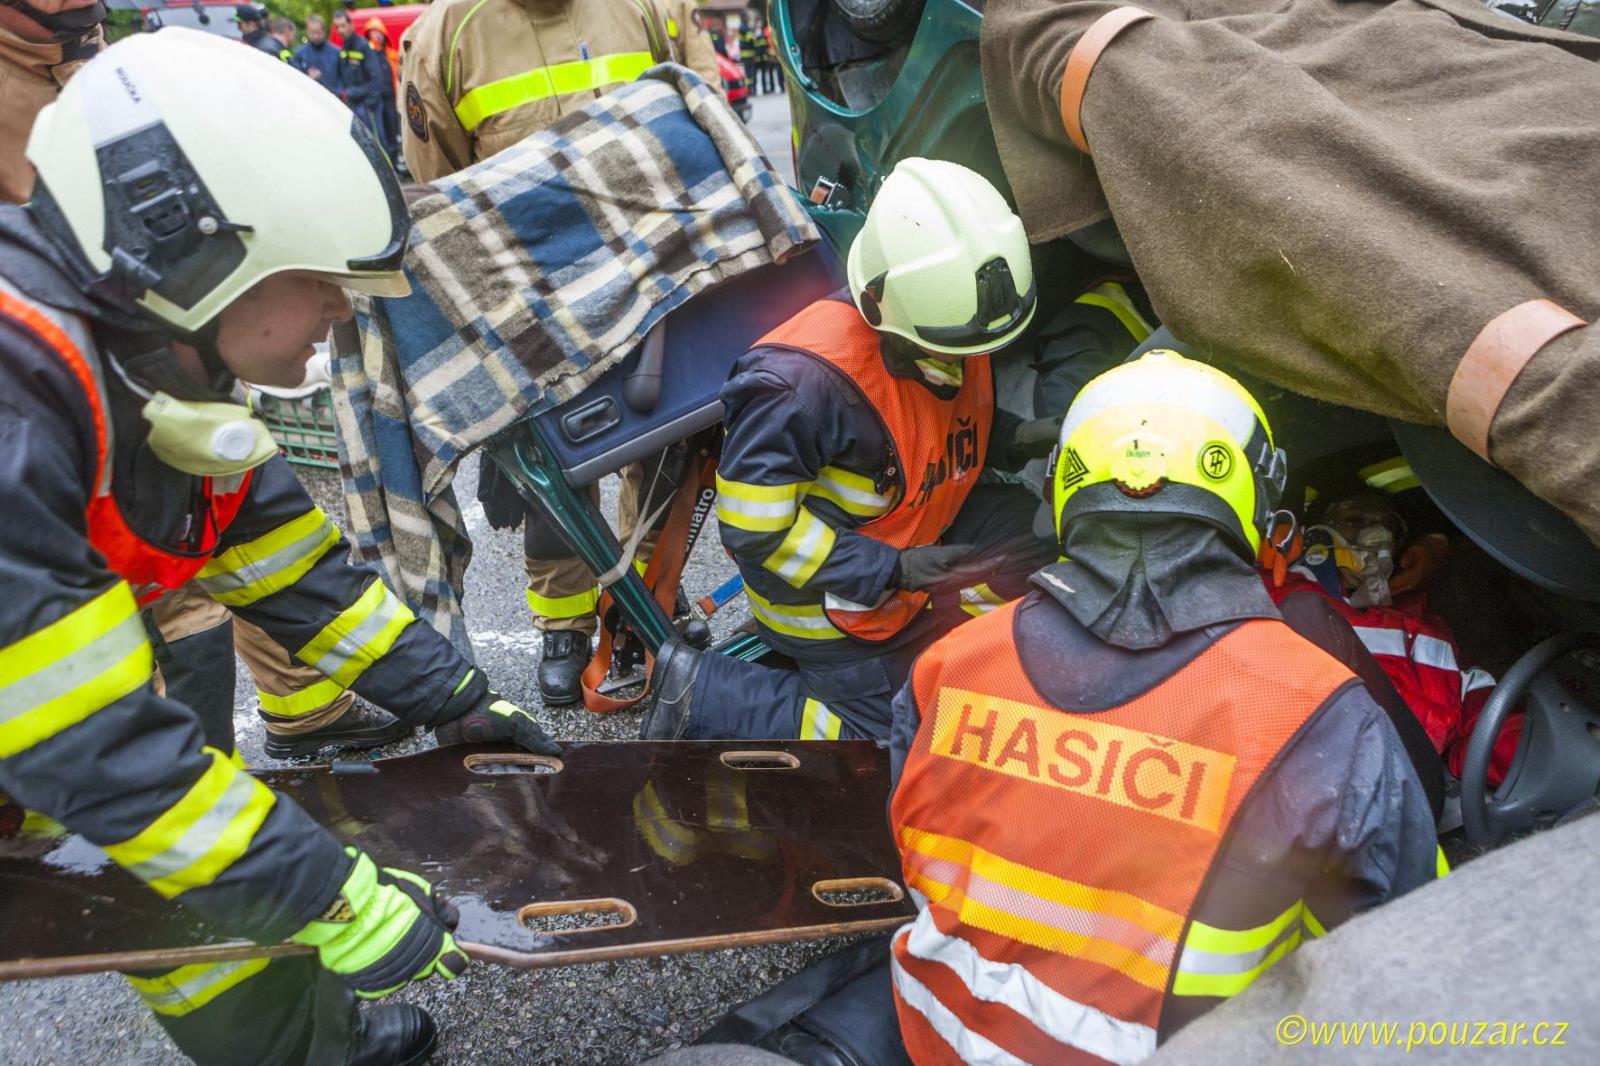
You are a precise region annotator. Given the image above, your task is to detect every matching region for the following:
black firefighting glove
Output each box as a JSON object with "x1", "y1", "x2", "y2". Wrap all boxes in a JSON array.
[
  {"x1": 476, "y1": 454, "x2": 526, "y2": 531},
  {"x1": 434, "y1": 692, "x2": 561, "y2": 756},
  {"x1": 895, "y1": 543, "x2": 993, "y2": 592}
]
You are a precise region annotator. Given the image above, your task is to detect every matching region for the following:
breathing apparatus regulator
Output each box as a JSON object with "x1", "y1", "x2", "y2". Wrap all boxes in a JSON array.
[
  {"x1": 22, "y1": 28, "x2": 410, "y2": 476},
  {"x1": 1302, "y1": 497, "x2": 1407, "y2": 608},
  {"x1": 1042, "y1": 350, "x2": 1289, "y2": 558}
]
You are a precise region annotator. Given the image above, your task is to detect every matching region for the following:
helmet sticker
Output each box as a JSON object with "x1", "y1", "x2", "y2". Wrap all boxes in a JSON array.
[
  {"x1": 1199, "y1": 442, "x2": 1234, "y2": 481},
  {"x1": 1057, "y1": 446, "x2": 1089, "y2": 490}
]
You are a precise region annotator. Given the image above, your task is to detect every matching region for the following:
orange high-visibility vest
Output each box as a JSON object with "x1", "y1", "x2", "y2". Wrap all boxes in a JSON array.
[
  {"x1": 0, "y1": 285, "x2": 253, "y2": 605},
  {"x1": 890, "y1": 603, "x2": 1354, "y2": 1064},
  {"x1": 755, "y1": 297, "x2": 993, "y2": 641}
]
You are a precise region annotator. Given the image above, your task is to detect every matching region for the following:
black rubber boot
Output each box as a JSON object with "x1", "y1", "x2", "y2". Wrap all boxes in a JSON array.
[
  {"x1": 348, "y1": 1004, "x2": 437, "y2": 1066},
  {"x1": 263, "y1": 698, "x2": 413, "y2": 760},
  {"x1": 639, "y1": 639, "x2": 704, "y2": 740},
  {"x1": 537, "y1": 630, "x2": 588, "y2": 707}
]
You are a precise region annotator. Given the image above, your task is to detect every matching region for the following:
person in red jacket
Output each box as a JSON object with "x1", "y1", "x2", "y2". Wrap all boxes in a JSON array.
[{"x1": 1261, "y1": 495, "x2": 1521, "y2": 792}]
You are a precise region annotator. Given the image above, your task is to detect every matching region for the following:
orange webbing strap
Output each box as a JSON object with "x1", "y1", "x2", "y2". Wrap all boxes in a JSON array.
[
  {"x1": 581, "y1": 454, "x2": 718, "y2": 713},
  {"x1": 1445, "y1": 299, "x2": 1585, "y2": 462},
  {"x1": 1059, "y1": 6, "x2": 1156, "y2": 155}
]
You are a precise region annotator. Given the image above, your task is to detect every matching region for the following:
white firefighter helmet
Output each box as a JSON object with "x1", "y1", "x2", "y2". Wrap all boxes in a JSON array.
[
  {"x1": 846, "y1": 157, "x2": 1035, "y2": 358},
  {"x1": 25, "y1": 26, "x2": 409, "y2": 334}
]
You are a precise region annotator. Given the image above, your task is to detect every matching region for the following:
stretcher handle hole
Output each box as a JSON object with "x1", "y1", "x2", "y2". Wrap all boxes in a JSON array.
[
  {"x1": 517, "y1": 897, "x2": 637, "y2": 934},
  {"x1": 719, "y1": 751, "x2": 800, "y2": 770},
  {"x1": 463, "y1": 753, "x2": 564, "y2": 775},
  {"x1": 812, "y1": 877, "x2": 906, "y2": 907}
]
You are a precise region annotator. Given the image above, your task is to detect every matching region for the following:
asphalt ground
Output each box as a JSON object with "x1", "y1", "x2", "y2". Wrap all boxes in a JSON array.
[{"x1": 0, "y1": 90, "x2": 867, "y2": 1066}]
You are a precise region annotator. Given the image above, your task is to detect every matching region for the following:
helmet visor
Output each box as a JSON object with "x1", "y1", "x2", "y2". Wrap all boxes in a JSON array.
[{"x1": 913, "y1": 257, "x2": 1036, "y2": 351}]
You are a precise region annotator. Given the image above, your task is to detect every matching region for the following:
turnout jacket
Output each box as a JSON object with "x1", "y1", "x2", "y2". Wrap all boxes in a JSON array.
[
  {"x1": 0, "y1": 214, "x2": 486, "y2": 945},
  {"x1": 400, "y1": 0, "x2": 722, "y2": 181},
  {"x1": 714, "y1": 295, "x2": 999, "y2": 659},
  {"x1": 887, "y1": 566, "x2": 1441, "y2": 1060}
]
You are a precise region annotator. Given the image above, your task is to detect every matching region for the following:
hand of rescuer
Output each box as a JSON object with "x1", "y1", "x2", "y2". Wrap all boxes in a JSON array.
[
  {"x1": 293, "y1": 848, "x2": 468, "y2": 998},
  {"x1": 895, "y1": 543, "x2": 991, "y2": 592},
  {"x1": 433, "y1": 691, "x2": 561, "y2": 756}
]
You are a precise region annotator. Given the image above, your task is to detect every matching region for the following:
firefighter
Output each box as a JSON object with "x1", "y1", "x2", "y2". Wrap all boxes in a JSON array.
[
  {"x1": 0, "y1": 0, "x2": 103, "y2": 204},
  {"x1": 885, "y1": 351, "x2": 1441, "y2": 1061},
  {"x1": 640, "y1": 159, "x2": 1059, "y2": 743},
  {"x1": 0, "y1": 30, "x2": 558, "y2": 1063},
  {"x1": 331, "y1": 6, "x2": 383, "y2": 139},
  {"x1": 399, "y1": 0, "x2": 721, "y2": 705},
  {"x1": 265, "y1": 15, "x2": 296, "y2": 63}
]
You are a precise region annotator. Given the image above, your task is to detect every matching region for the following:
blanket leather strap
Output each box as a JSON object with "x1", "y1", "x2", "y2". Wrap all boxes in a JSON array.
[
  {"x1": 1446, "y1": 299, "x2": 1585, "y2": 461},
  {"x1": 1059, "y1": 6, "x2": 1156, "y2": 155}
]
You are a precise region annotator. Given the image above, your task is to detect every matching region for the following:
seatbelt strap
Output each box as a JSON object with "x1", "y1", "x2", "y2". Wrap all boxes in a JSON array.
[{"x1": 580, "y1": 453, "x2": 718, "y2": 713}]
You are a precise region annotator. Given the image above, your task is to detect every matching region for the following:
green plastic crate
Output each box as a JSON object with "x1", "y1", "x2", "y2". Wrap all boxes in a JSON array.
[{"x1": 252, "y1": 389, "x2": 341, "y2": 470}]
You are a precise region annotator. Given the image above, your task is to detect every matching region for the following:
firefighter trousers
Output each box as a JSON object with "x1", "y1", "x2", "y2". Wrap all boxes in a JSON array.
[
  {"x1": 149, "y1": 581, "x2": 355, "y2": 737},
  {"x1": 524, "y1": 447, "x2": 688, "y2": 634},
  {"x1": 128, "y1": 622, "x2": 356, "y2": 1064},
  {"x1": 685, "y1": 483, "x2": 1058, "y2": 741}
]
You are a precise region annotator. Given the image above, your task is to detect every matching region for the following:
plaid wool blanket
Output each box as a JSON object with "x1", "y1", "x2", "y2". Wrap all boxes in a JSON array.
[{"x1": 329, "y1": 65, "x2": 818, "y2": 648}]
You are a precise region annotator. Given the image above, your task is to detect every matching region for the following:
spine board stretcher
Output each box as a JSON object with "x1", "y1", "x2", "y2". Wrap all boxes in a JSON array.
[{"x1": 0, "y1": 741, "x2": 912, "y2": 979}]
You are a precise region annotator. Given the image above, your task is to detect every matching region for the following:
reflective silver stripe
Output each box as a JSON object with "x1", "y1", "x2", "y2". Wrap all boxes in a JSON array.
[
  {"x1": 899, "y1": 911, "x2": 1157, "y2": 1064},
  {"x1": 194, "y1": 519, "x2": 336, "y2": 601},
  {"x1": 1176, "y1": 917, "x2": 1304, "y2": 977},
  {"x1": 306, "y1": 585, "x2": 406, "y2": 677},
  {"x1": 811, "y1": 466, "x2": 894, "y2": 514},
  {"x1": 1462, "y1": 667, "x2": 1497, "y2": 696},
  {"x1": 1351, "y1": 625, "x2": 1407, "y2": 658},
  {"x1": 1352, "y1": 626, "x2": 1460, "y2": 673},
  {"x1": 0, "y1": 611, "x2": 147, "y2": 728},
  {"x1": 891, "y1": 948, "x2": 1030, "y2": 1066},
  {"x1": 766, "y1": 509, "x2": 834, "y2": 586},
  {"x1": 132, "y1": 958, "x2": 265, "y2": 1010},
  {"x1": 1061, "y1": 369, "x2": 1258, "y2": 449},
  {"x1": 0, "y1": 276, "x2": 115, "y2": 495},
  {"x1": 122, "y1": 772, "x2": 260, "y2": 882},
  {"x1": 1409, "y1": 633, "x2": 1460, "y2": 673}
]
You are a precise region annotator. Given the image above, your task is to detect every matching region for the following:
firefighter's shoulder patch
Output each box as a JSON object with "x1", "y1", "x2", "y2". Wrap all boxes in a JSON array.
[{"x1": 405, "y1": 82, "x2": 428, "y2": 142}]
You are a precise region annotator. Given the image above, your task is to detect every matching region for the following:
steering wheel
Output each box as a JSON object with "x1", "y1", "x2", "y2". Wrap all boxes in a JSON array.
[{"x1": 1460, "y1": 632, "x2": 1600, "y2": 849}]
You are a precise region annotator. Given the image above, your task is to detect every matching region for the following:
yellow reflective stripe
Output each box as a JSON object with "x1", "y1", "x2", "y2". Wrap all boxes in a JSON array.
[
  {"x1": 958, "y1": 582, "x2": 1008, "y2": 617},
  {"x1": 105, "y1": 747, "x2": 276, "y2": 899},
  {"x1": 800, "y1": 697, "x2": 842, "y2": 740},
  {"x1": 902, "y1": 826, "x2": 1183, "y2": 940},
  {"x1": 194, "y1": 509, "x2": 340, "y2": 607},
  {"x1": 298, "y1": 581, "x2": 415, "y2": 687},
  {"x1": 762, "y1": 507, "x2": 836, "y2": 588},
  {"x1": 745, "y1": 587, "x2": 843, "y2": 641},
  {"x1": 444, "y1": 0, "x2": 494, "y2": 97},
  {"x1": 1075, "y1": 282, "x2": 1153, "y2": 342},
  {"x1": 903, "y1": 827, "x2": 1177, "y2": 992},
  {"x1": 1360, "y1": 456, "x2": 1421, "y2": 495},
  {"x1": 666, "y1": 15, "x2": 678, "y2": 36},
  {"x1": 526, "y1": 585, "x2": 600, "y2": 620},
  {"x1": 228, "y1": 748, "x2": 248, "y2": 770},
  {"x1": 256, "y1": 676, "x2": 347, "y2": 718},
  {"x1": 1435, "y1": 845, "x2": 1450, "y2": 879},
  {"x1": 1173, "y1": 902, "x2": 1318, "y2": 999},
  {"x1": 453, "y1": 51, "x2": 654, "y2": 131},
  {"x1": 0, "y1": 584, "x2": 152, "y2": 758},
  {"x1": 1182, "y1": 902, "x2": 1304, "y2": 956},
  {"x1": 716, "y1": 475, "x2": 802, "y2": 532},
  {"x1": 126, "y1": 957, "x2": 270, "y2": 1016},
  {"x1": 807, "y1": 465, "x2": 894, "y2": 517}
]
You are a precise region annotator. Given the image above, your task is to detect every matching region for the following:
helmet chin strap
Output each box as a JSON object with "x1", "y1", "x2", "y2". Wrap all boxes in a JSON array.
[
  {"x1": 0, "y1": 0, "x2": 106, "y2": 45},
  {"x1": 111, "y1": 317, "x2": 237, "y2": 403}
]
